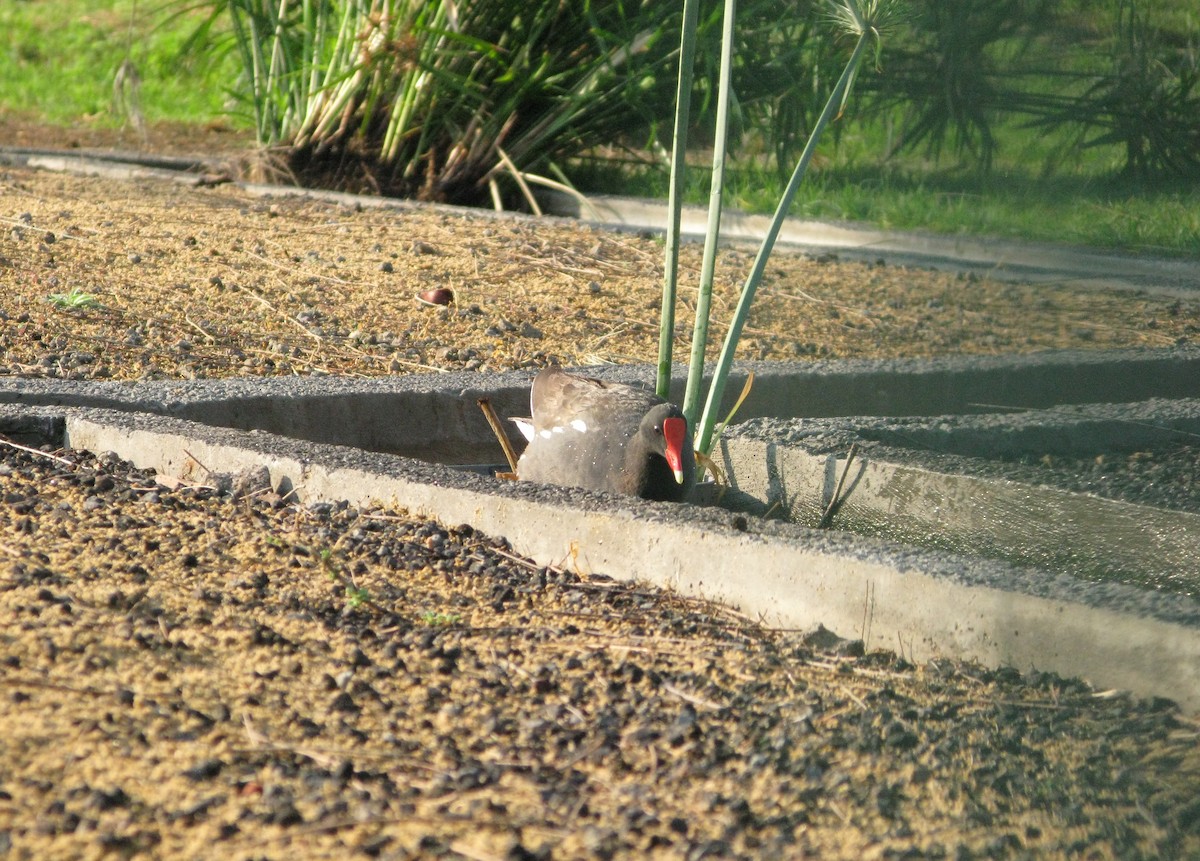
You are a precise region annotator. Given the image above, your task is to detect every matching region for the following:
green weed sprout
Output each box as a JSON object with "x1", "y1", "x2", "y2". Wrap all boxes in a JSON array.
[
  {"x1": 344, "y1": 586, "x2": 371, "y2": 609},
  {"x1": 420, "y1": 610, "x2": 462, "y2": 627},
  {"x1": 47, "y1": 288, "x2": 101, "y2": 310}
]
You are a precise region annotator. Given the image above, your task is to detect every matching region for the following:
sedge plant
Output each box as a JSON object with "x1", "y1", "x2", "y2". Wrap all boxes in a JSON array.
[
  {"x1": 658, "y1": 0, "x2": 904, "y2": 457},
  {"x1": 193, "y1": 0, "x2": 674, "y2": 206}
]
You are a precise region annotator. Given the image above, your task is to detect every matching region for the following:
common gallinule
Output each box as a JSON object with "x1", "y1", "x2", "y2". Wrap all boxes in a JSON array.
[{"x1": 514, "y1": 368, "x2": 696, "y2": 502}]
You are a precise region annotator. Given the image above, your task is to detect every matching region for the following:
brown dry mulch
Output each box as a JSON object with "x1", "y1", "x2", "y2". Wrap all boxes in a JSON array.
[
  {"x1": 0, "y1": 161, "x2": 1194, "y2": 382},
  {"x1": 2, "y1": 444, "x2": 1198, "y2": 860},
  {"x1": 1, "y1": 129, "x2": 1200, "y2": 859}
]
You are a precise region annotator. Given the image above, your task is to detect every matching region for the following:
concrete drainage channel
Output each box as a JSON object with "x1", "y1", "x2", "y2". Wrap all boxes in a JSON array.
[
  {"x1": 3, "y1": 345, "x2": 1199, "y2": 709},
  {"x1": 718, "y1": 398, "x2": 1200, "y2": 595}
]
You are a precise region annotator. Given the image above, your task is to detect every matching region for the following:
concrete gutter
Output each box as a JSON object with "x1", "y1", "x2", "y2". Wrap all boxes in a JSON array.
[
  {"x1": 27, "y1": 406, "x2": 1200, "y2": 714},
  {"x1": 2, "y1": 346, "x2": 1198, "y2": 454},
  {"x1": 540, "y1": 192, "x2": 1200, "y2": 298},
  {"x1": 717, "y1": 402, "x2": 1200, "y2": 594},
  {"x1": 2, "y1": 346, "x2": 1199, "y2": 710}
]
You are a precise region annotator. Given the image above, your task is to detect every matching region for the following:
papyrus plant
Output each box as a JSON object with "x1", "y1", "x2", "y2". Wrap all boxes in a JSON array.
[{"x1": 657, "y1": 0, "x2": 904, "y2": 456}]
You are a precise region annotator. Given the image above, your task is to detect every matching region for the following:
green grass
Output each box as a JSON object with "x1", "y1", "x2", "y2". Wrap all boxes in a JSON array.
[
  {"x1": 0, "y1": 0, "x2": 241, "y2": 127},
  {"x1": 757, "y1": 165, "x2": 1200, "y2": 256},
  {"x1": 571, "y1": 134, "x2": 1200, "y2": 257}
]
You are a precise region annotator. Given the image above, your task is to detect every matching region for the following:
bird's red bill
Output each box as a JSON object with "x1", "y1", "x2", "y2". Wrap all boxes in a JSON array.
[{"x1": 662, "y1": 416, "x2": 688, "y2": 484}]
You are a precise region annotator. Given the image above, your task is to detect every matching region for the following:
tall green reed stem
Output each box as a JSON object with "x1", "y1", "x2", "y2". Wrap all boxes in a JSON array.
[
  {"x1": 695, "y1": 33, "x2": 872, "y2": 454},
  {"x1": 681, "y1": 0, "x2": 737, "y2": 427},
  {"x1": 657, "y1": 0, "x2": 702, "y2": 400},
  {"x1": 662, "y1": 0, "x2": 897, "y2": 458}
]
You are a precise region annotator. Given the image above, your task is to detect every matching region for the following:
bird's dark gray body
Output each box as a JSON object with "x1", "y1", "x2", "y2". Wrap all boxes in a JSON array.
[{"x1": 516, "y1": 369, "x2": 696, "y2": 501}]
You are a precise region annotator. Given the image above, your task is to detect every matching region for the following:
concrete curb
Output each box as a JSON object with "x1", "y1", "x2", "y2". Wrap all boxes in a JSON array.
[
  {"x1": 539, "y1": 193, "x2": 1200, "y2": 298},
  {"x1": 31, "y1": 406, "x2": 1198, "y2": 712},
  {"x1": 3, "y1": 345, "x2": 1199, "y2": 709}
]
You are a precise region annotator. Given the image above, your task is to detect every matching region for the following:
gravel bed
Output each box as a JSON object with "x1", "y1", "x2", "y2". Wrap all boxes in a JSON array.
[
  {"x1": 1, "y1": 443, "x2": 1199, "y2": 859},
  {"x1": 1004, "y1": 441, "x2": 1200, "y2": 513},
  {"x1": 0, "y1": 167, "x2": 1195, "y2": 384}
]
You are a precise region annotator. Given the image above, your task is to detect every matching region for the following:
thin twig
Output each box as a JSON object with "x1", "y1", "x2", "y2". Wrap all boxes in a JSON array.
[
  {"x1": 182, "y1": 448, "x2": 214, "y2": 478},
  {"x1": 818, "y1": 442, "x2": 859, "y2": 529},
  {"x1": 663, "y1": 683, "x2": 727, "y2": 711},
  {"x1": 231, "y1": 281, "x2": 323, "y2": 342},
  {"x1": 0, "y1": 435, "x2": 74, "y2": 466},
  {"x1": 477, "y1": 397, "x2": 520, "y2": 473},
  {"x1": 0, "y1": 675, "x2": 112, "y2": 696},
  {"x1": 448, "y1": 841, "x2": 509, "y2": 861},
  {"x1": 775, "y1": 288, "x2": 880, "y2": 328},
  {"x1": 342, "y1": 342, "x2": 446, "y2": 374},
  {"x1": 183, "y1": 313, "x2": 218, "y2": 343},
  {"x1": 245, "y1": 250, "x2": 356, "y2": 287}
]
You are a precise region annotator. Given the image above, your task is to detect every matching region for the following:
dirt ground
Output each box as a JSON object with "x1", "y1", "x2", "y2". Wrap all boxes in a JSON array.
[
  {"x1": 1, "y1": 124, "x2": 1200, "y2": 859},
  {"x1": 0, "y1": 133, "x2": 1195, "y2": 381}
]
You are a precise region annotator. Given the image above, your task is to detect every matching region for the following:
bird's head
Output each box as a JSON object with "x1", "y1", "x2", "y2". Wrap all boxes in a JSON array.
[{"x1": 642, "y1": 403, "x2": 693, "y2": 486}]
